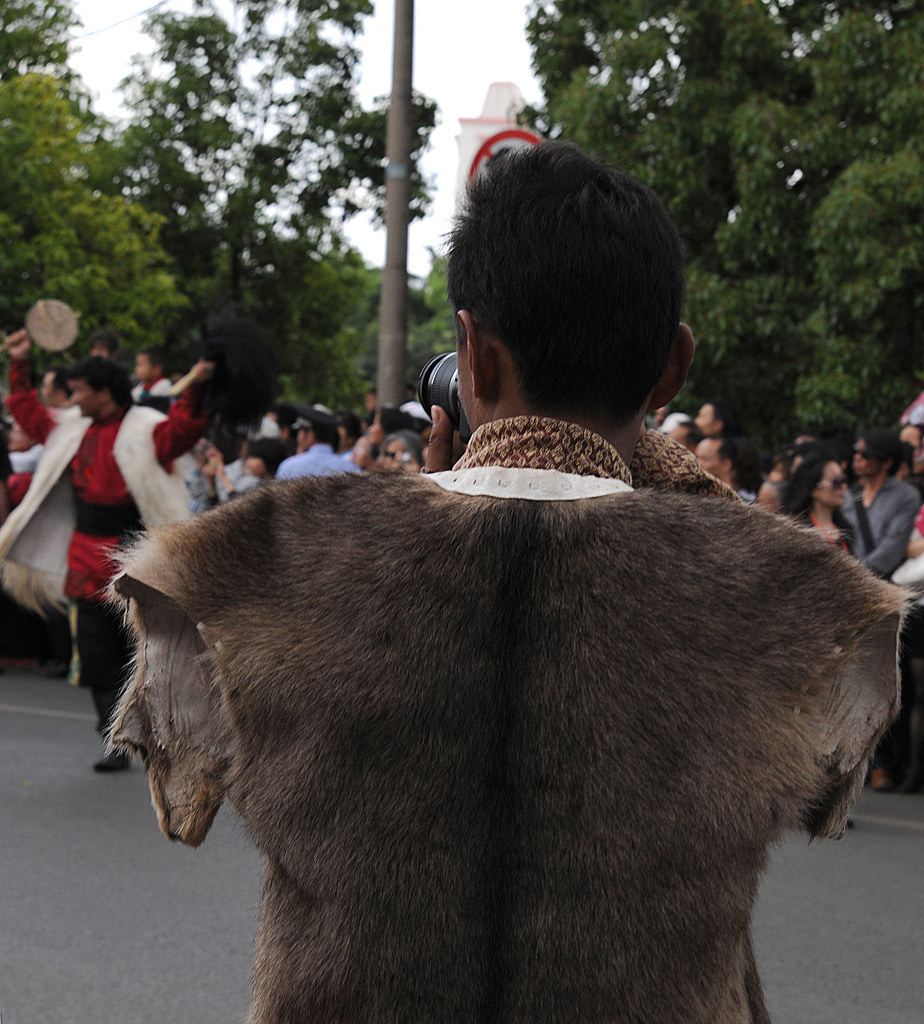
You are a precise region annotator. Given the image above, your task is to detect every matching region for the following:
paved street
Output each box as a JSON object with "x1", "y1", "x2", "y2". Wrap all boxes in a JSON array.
[{"x1": 2, "y1": 664, "x2": 923, "y2": 1023}]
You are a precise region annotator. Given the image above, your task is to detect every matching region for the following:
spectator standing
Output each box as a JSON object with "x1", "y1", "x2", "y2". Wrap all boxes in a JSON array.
[
  {"x1": 779, "y1": 451, "x2": 853, "y2": 551},
  {"x1": 276, "y1": 407, "x2": 360, "y2": 479},
  {"x1": 336, "y1": 410, "x2": 362, "y2": 465},
  {"x1": 842, "y1": 428, "x2": 921, "y2": 792},
  {"x1": 663, "y1": 415, "x2": 701, "y2": 452},
  {"x1": 243, "y1": 438, "x2": 287, "y2": 483},
  {"x1": 132, "y1": 346, "x2": 173, "y2": 402},
  {"x1": 377, "y1": 430, "x2": 423, "y2": 473},
  {"x1": 842, "y1": 429, "x2": 920, "y2": 578},
  {"x1": 896, "y1": 507, "x2": 924, "y2": 792},
  {"x1": 87, "y1": 328, "x2": 121, "y2": 360},
  {"x1": 694, "y1": 400, "x2": 739, "y2": 439},
  {"x1": 694, "y1": 435, "x2": 762, "y2": 501}
]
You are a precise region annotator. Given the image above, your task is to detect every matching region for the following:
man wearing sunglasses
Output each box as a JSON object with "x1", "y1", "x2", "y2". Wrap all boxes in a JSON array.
[{"x1": 843, "y1": 428, "x2": 920, "y2": 579}]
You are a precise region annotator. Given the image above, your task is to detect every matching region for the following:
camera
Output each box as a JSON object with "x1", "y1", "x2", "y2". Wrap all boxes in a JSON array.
[{"x1": 418, "y1": 352, "x2": 472, "y2": 443}]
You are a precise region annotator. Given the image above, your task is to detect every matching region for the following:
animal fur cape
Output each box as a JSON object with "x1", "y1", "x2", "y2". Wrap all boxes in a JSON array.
[
  {"x1": 109, "y1": 470, "x2": 905, "y2": 1024},
  {"x1": 0, "y1": 405, "x2": 191, "y2": 612}
]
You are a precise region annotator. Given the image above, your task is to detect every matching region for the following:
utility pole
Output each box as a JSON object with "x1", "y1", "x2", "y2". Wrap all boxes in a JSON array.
[{"x1": 376, "y1": 0, "x2": 414, "y2": 407}]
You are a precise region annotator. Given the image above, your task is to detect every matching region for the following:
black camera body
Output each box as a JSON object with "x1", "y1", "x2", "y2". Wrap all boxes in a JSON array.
[{"x1": 418, "y1": 352, "x2": 472, "y2": 443}]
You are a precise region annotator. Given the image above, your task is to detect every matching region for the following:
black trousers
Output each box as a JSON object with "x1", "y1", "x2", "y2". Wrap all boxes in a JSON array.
[{"x1": 75, "y1": 598, "x2": 132, "y2": 734}]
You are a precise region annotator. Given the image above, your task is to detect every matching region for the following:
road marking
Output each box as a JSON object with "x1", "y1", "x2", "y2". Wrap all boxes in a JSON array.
[
  {"x1": 0, "y1": 702, "x2": 96, "y2": 723},
  {"x1": 851, "y1": 813, "x2": 924, "y2": 834}
]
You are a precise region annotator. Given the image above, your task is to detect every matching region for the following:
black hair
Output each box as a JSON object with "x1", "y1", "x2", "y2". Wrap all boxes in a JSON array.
[
  {"x1": 247, "y1": 438, "x2": 287, "y2": 476},
  {"x1": 672, "y1": 422, "x2": 703, "y2": 448},
  {"x1": 138, "y1": 345, "x2": 166, "y2": 370},
  {"x1": 300, "y1": 417, "x2": 339, "y2": 450},
  {"x1": 47, "y1": 366, "x2": 72, "y2": 396},
  {"x1": 858, "y1": 428, "x2": 904, "y2": 475},
  {"x1": 272, "y1": 402, "x2": 298, "y2": 432},
  {"x1": 0, "y1": 428, "x2": 11, "y2": 481},
  {"x1": 67, "y1": 356, "x2": 133, "y2": 408},
  {"x1": 446, "y1": 141, "x2": 685, "y2": 427},
  {"x1": 379, "y1": 406, "x2": 419, "y2": 435},
  {"x1": 717, "y1": 436, "x2": 763, "y2": 495},
  {"x1": 336, "y1": 410, "x2": 362, "y2": 448},
  {"x1": 780, "y1": 449, "x2": 852, "y2": 537},
  {"x1": 88, "y1": 328, "x2": 121, "y2": 357},
  {"x1": 703, "y1": 400, "x2": 740, "y2": 438},
  {"x1": 780, "y1": 451, "x2": 834, "y2": 518}
]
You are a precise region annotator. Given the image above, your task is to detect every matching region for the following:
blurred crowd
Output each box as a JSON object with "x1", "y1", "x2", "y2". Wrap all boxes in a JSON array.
[
  {"x1": 4, "y1": 336, "x2": 924, "y2": 789},
  {"x1": 657, "y1": 399, "x2": 924, "y2": 794}
]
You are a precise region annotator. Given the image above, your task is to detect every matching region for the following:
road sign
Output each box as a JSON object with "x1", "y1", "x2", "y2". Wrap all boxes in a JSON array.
[{"x1": 468, "y1": 128, "x2": 543, "y2": 180}]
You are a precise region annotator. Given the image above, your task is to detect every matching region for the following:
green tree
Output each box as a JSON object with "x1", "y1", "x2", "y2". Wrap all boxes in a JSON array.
[
  {"x1": 351, "y1": 255, "x2": 456, "y2": 398},
  {"x1": 113, "y1": 0, "x2": 436, "y2": 402},
  {"x1": 0, "y1": 0, "x2": 77, "y2": 82},
  {"x1": 0, "y1": 73, "x2": 186, "y2": 354},
  {"x1": 526, "y1": 0, "x2": 924, "y2": 447}
]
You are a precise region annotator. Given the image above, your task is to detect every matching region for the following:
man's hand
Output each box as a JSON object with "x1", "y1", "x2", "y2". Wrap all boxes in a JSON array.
[
  {"x1": 5, "y1": 329, "x2": 31, "y2": 362},
  {"x1": 188, "y1": 359, "x2": 216, "y2": 384},
  {"x1": 424, "y1": 406, "x2": 459, "y2": 473}
]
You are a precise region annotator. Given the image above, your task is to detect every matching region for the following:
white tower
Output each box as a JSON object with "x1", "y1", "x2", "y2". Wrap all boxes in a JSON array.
[{"x1": 455, "y1": 82, "x2": 529, "y2": 198}]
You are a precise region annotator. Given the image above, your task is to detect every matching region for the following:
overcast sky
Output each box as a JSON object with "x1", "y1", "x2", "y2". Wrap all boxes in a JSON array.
[{"x1": 69, "y1": 0, "x2": 542, "y2": 277}]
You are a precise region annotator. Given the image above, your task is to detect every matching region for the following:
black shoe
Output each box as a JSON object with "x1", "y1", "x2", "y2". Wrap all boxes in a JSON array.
[
  {"x1": 898, "y1": 771, "x2": 923, "y2": 794},
  {"x1": 93, "y1": 749, "x2": 131, "y2": 772}
]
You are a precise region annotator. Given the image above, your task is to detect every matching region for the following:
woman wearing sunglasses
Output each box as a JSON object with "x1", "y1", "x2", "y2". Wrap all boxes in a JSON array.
[{"x1": 780, "y1": 450, "x2": 854, "y2": 552}]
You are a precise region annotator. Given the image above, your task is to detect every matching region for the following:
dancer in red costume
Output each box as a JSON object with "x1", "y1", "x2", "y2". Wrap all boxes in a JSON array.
[{"x1": 1, "y1": 329, "x2": 213, "y2": 769}]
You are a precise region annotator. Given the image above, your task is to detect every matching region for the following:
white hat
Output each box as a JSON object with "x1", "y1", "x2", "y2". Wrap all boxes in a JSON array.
[
  {"x1": 660, "y1": 412, "x2": 693, "y2": 433},
  {"x1": 400, "y1": 400, "x2": 431, "y2": 423}
]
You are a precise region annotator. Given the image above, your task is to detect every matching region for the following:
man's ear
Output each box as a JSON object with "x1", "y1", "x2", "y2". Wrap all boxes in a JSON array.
[
  {"x1": 648, "y1": 323, "x2": 695, "y2": 410},
  {"x1": 457, "y1": 310, "x2": 500, "y2": 402}
]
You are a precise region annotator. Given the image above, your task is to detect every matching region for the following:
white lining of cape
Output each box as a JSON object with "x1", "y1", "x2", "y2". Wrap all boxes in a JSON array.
[{"x1": 425, "y1": 467, "x2": 633, "y2": 501}]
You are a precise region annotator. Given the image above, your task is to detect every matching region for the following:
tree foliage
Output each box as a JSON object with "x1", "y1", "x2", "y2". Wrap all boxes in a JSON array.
[
  {"x1": 0, "y1": 0, "x2": 76, "y2": 82},
  {"x1": 0, "y1": 73, "x2": 186, "y2": 353},
  {"x1": 349, "y1": 255, "x2": 457, "y2": 395},
  {"x1": 113, "y1": 0, "x2": 437, "y2": 405},
  {"x1": 526, "y1": 0, "x2": 924, "y2": 447}
]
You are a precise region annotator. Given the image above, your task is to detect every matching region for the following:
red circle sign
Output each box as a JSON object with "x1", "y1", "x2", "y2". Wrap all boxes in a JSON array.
[{"x1": 469, "y1": 128, "x2": 543, "y2": 180}]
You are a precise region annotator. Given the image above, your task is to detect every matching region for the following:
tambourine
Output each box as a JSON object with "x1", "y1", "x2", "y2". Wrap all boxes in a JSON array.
[{"x1": 23, "y1": 299, "x2": 80, "y2": 351}]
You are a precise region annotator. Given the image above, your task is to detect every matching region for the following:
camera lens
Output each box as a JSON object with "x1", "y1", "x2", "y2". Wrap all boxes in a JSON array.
[
  {"x1": 419, "y1": 353, "x2": 460, "y2": 423},
  {"x1": 418, "y1": 352, "x2": 472, "y2": 443}
]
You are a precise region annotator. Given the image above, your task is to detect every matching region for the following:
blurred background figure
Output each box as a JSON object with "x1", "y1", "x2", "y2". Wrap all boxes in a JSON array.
[
  {"x1": 660, "y1": 412, "x2": 701, "y2": 452},
  {"x1": 780, "y1": 450, "x2": 853, "y2": 551},
  {"x1": 842, "y1": 428, "x2": 920, "y2": 793},
  {"x1": 40, "y1": 366, "x2": 73, "y2": 409},
  {"x1": 277, "y1": 406, "x2": 359, "y2": 479},
  {"x1": 695, "y1": 436, "x2": 762, "y2": 501},
  {"x1": 87, "y1": 328, "x2": 121, "y2": 360},
  {"x1": 376, "y1": 430, "x2": 423, "y2": 473},
  {"x1": 694, "y1": 399, "x2": 739, "y2": 439},
  {"x1": 132, "y1": 346, "x2": 172, "y2": 402},
  {"x1": 336, "y1": 410, "x2": 363, "y2": 466},
  {"x1": 243, "y1": 438, "x2": 287, "y2": 486}
]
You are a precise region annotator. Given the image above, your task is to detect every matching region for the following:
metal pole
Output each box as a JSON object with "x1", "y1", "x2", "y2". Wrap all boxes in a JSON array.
[{"x1": 376, "y1": 0, "x2": 414, "y2": 408}]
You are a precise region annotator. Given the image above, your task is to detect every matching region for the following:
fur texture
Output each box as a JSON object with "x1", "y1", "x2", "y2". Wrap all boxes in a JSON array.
[{"x1": 110, "y1": 473, "x2": 905, "y2": 1024}]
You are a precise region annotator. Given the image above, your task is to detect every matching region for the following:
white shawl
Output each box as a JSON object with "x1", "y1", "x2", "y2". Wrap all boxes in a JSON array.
[{"x1": 0, "y1": 405, "x2": 192, "y2": 613}]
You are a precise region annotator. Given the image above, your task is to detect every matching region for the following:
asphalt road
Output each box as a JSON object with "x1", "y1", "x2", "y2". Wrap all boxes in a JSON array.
[{"x1": 2, "y1": 665, "x2": 923, "y2": 1023}]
